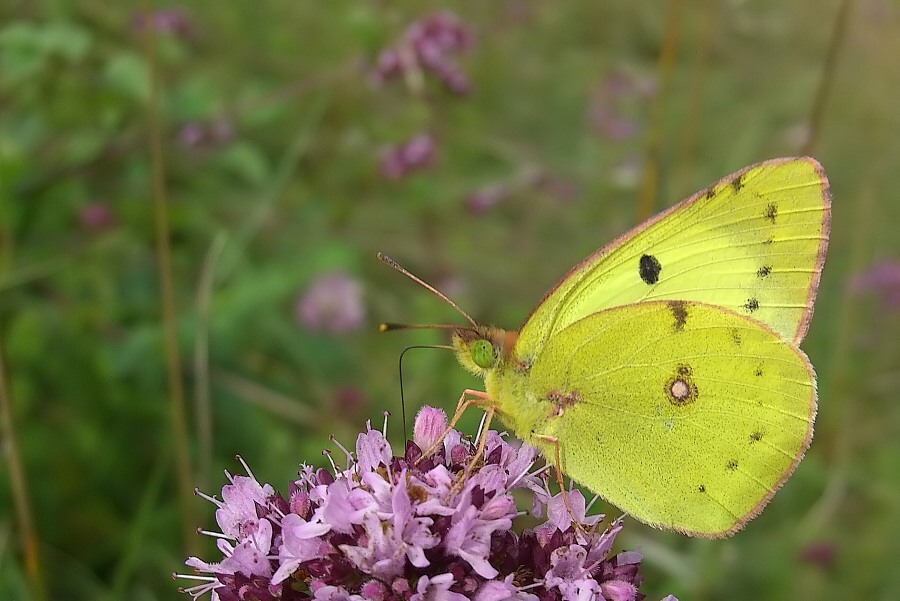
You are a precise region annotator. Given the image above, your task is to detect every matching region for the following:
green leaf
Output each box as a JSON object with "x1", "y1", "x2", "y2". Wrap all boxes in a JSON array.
[
  {"x1": 0, "y1": 21, "x2": 91, "y2": 84},
  {"x1": 216, "y1": 142, "x2": 271, "y2": 187},
  {"x1": 103, "y1": 52, "x2": 150, "y2": 101}
]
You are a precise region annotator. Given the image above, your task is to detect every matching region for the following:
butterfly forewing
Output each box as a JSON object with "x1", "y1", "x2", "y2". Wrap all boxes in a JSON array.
[
  {"x1": 515, "y1": 157, "x2": 830, "y2": 363},
  {"x1": 521, "y1": 301, "x2": 816, "y2": 537}
]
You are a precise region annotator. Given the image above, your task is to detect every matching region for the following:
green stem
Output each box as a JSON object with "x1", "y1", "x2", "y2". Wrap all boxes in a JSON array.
[
  {"x1": 803, "y1": 0, "x2": 853, "y2": 155},
  {"x1": 636, "y1": 0, "x2": 686, "y2": 222},
  {"x1": 141, "y1": 0, "x2": 197, "y2": 554},
  {"x1": 0, "y1": 336, "x2": 46, "y2": 601}
]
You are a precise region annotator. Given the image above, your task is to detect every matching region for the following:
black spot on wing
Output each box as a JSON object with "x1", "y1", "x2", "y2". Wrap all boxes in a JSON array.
[
  {"x1": 754, "y1": 365, "x2": 764, "y2": 377},
  {"x1": 750, "y1": 430, "x2": 764, "y2": 444},
  {"x1": 698, "y1": 484, "x2": 706, "y2": 493},
  {"x1": 757, "y1": 265, "x2": 772, "y2": 278},
  {"x1": 765, "y1": 202, "x2": 778, "y2": 223},
  {"x1": 743, "y1": 298, "x2": 760, "y2": 313},
  {"x1": 731, "y1": 329, "x2": 742, "y2": 347},
  {"x1": 639, "y1": 254, "x2": 662, "y2": 285},
  {"x1": 668, "y1": 300, "x2": 688, "y2": 332},
  {"x1": 726, "y1": 459, "x2": 739, "y2": 471},
  {"x1": 731, "y1": 174, "x2": 744, "y2": 192},
  {"x1": 705, "y1": 186, "x2": 716, "y2": 200}
]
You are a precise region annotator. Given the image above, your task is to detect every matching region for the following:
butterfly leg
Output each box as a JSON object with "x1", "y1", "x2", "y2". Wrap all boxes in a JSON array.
[
  {"x1": 534, "y1": 433, "x2": 589, "y2": 535},
  {"x1": 416, "y1": 388, "x2": 492, "y2": 463},
  {"x1": 450, "y1": 404, "x2": 496, "y2": 495}
]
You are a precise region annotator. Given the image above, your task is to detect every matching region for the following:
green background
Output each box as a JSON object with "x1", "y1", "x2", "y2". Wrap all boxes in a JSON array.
[{"x1": 1, "y1": 1, "x2": 898, "y2": 599}]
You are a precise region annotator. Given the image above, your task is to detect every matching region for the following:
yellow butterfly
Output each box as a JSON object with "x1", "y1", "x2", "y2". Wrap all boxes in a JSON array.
[{"x1": 381, "y1": 156, "x2": 830, "y2": 537}]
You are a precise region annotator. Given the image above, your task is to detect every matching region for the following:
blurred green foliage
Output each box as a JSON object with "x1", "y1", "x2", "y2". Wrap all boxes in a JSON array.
[{"x1": 1, "y1": 1, "x2": 899, "y2": 599}]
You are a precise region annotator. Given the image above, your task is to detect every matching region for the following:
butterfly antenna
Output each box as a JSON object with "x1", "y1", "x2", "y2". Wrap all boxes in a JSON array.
[
  {"x1": 377, "y1": 252, "x2": 478, "y2": 327},
  {"x1": 379, "y1": 322, "x2": 470, "y2": 333}
]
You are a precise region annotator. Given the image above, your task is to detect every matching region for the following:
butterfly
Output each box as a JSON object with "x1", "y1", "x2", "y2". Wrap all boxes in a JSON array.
[{"x1": 381, "y1": 156, "x2": 830, "y2": 537}]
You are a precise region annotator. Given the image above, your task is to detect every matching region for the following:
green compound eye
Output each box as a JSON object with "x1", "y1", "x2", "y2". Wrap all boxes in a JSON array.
[{"x1": 471, "y1": 339, "x2": 496, "y2": 369}]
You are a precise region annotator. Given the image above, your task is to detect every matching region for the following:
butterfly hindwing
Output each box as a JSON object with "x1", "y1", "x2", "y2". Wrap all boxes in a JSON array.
[
  {"x1": 522, "y1": 300, "x2": 816, "y2": 537},
  {"x1": 514, "y1": 157, "x2": 831, "y2": 364}
]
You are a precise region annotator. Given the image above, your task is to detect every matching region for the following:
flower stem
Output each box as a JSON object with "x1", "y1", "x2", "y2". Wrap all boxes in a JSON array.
[
  {"x1": 802, "y1": 0, "x2": 853, "y2": 155},
  {"x1": 0, "y1": 336, "x2": 47, "y2": 601},
  {"x1": 141, "y1": 0, "x2": 197, "y2": 554}
]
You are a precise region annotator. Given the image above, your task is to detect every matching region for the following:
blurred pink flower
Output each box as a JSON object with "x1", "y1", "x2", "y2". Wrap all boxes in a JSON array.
[
  {"x1": 465, "y1": 172, "x2": 579, "y2": 214},
  {"x1": 379, "y1": 134, "x2": 436, "y2": 180},
  {"x1": 296, "y1": 272, "x2": 366, "y2": 333},
  {"x1": 333, "y1": 386, "x2": 368, "y2": 417},
  {"x1": 374, "y1": 11, "x2": 473, "y2": 95},
  {"x1": 78, "y1": 202, "x2": 116, "y2": 231},
  {"x1": 798, "y1": 541, "x2": 836, "y2": 570},
  {"x1": 850, "y1": 260, "x2": 900, "y2": 311},
  {"x1": 178, "y1": 123, "x2": 205, "y2": 148},
  {"x1": 588, "y1": 70, "x2": 655, "y2": 141},
  {"x1": 132, "y1": 8, "x2": 193, "y2": 38},
  {"x1": 177, "y1": 117, "x2": 235, "y2": 149},
  {"x1": 465, "y1": 183, "x2": 509, "y2": 214},
  {"x1": 535, "y1": 174, "x2": 580, "y2": 203}
]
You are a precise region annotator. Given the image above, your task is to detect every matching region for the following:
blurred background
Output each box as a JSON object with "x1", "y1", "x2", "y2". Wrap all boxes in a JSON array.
[{"x1": 1, "y1": 1, "x2": 899, "y2": 599}]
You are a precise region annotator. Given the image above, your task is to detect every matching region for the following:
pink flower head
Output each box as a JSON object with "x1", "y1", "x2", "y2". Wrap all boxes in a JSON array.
[
  {"x1": 132, "y1": 8, "x2": 193, "y2": 38},
  {"x1": 180, "y1": 409, "x2": 677, "y2": 601},
  {"x1": 851, "y1": 260, "x2": 900, "y2": 311},
  {"x1": 177, "y1": 118, "x2": 235, "y2": 149},
  {"x1": 379, "y1": 134, "x2": 436, "y2": 180},
  {"x1": 296, "y1": 272, "x2": 366, "y2": 333},
  {"x1": 79, "y1": 202, "x2": 116, "y2": 231},
  {"x1": 466, "y1": 183, "x2": 510, "y2": 214},
  {"x1": 333, "y1": 386, "x2": 368, "y2": 417},
  {"x1": 413, "y1": 405, "x2": 448, "y2": 452},
  {"x1": 798, "y1": 541, "x2": 836, "y2": 570},
  {"x1": 179, "y1": 123, "x2": 206, "y2": 148},
  {"x1": 373, "y1": 11, "x2": 473, "y2": 95},
  {"x1": 588, "y1": 70, "x2": 656, "y2": 141}
]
